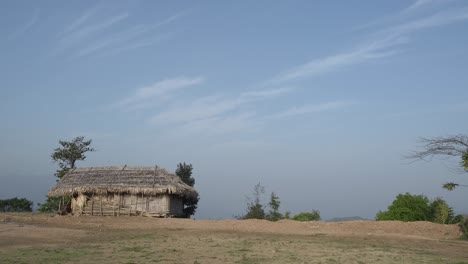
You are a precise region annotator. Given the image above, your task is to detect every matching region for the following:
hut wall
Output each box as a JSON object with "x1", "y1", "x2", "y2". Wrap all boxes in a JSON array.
[
  {"x1": 169, "y1": 196, "x2": 184, "y2": 216},
  {"x1": 76, "y1": 193, "x2": 180, "y2": 217}
]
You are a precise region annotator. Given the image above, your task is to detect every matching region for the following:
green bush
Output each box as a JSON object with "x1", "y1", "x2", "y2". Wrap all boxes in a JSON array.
[
  {"x1": 38, "y1": 196, "x2": 70, "y2": 213},
  {"x1": 0, "y1": 197, "x2": 33, "y2": 212},
  {"x1": 460, "y1": 218, "x2": 468, "y2": 240},
  {"x1": 376, "y1": 193, "x2": 430, "y2": 221},
  {"x1": 429, "y1": 198, "x2": 454, "y2": 224},
  {"x1": 376, "y1": 193, "x2": 462, "y2": 224},
  {"x1": 452, "y1": 214, "x2": 465, "y2": 224},
  {"x1": 292, "y1": 210, "x2": 321, "y2": 221}
]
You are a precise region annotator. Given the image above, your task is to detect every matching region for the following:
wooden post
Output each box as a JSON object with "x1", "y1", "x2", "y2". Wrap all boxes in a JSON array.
[
  {"x1": 91, "y1": 194, "x2": 95, "y2": 216},
  {"x1": 117, "y1": 192, "x2": 121, "y2": 216},
  {"x1": 113, "y1": 194, "x2": 116, "y2": 216},
  {"x1": 80, "y1": 195, "x2": 84, "y2": 215},
  {"x1": 57, "y1": 197, "x2": 62, "y2": 213},
  {"x1": 129, "y1": 197, "x2": 132, "y2": 216},
  {"x1": 135, "y1": 195, "x2": 139, "y2": 216},
  {"x1": 140, "y1": 193, "x2": 144, "y2": 217},
  {"x1": 167, "y1": 195, "x2": 170, "y2": 217},
  {"x1": 100, "y1": 195, "x2": 103, "y2": 216}
]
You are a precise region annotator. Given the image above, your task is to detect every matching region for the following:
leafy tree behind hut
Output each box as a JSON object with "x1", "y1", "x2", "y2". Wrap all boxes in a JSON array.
[
  {"x1": 175, "y1": 162, "x2": 199, "y2": 218},
  {"x1": 38, "y1": 136, "x2": 94, "y2": 213}
]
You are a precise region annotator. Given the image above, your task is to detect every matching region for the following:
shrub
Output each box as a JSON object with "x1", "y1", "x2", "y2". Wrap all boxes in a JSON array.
[
  {"x1": 265, "y1": 192, "x2": 283, "y2": 222},
  {"x1": 460, "y1": 218, "x2": 468, "y2": 240},
  {"x1": 38, "y1": 196, "x2": 70, "y2": 213},
  {"x1": 376, "y1": 193, "x2": 431, "y2": 221},
  {"x1": 292, "y1": 210, "x2": 321, "y2": 221},
  {"x1": 429, "y1": 198, "x2": 452, "y2": 224},
  {"x1": 452, "y1": 214, "x2": 465, "y2": 224},
  {"x1": 0, "y1": 197, "x2": 33, "y2": 212},
  {"x1": 376, "y1": 193, "x2": 462, "y2": 224}
]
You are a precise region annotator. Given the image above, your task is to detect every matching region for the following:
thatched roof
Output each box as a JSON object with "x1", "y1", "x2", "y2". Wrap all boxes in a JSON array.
[{"x1": 48, "y1": 166, "x2": 198, "y2": 198}]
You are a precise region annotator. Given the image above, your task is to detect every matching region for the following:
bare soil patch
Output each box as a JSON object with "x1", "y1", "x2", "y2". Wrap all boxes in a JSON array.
[{"x1": 0, "y1": 213, "x2": 467, "y2": 263}]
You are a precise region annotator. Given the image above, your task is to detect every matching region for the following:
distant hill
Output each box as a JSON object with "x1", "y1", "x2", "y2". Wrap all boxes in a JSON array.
[{"x1": 326, "y1": 216, "x2": 371, "y2": 222}]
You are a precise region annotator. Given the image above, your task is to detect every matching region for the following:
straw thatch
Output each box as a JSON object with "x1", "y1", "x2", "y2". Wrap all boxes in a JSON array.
[{"x1": 48, "y1": 166, "x2": 198, "y2": 198}]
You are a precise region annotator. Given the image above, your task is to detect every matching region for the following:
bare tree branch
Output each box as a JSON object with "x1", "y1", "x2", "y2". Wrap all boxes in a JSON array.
[
  {"x1": 406, "y1": 135, "x2": 468, "y2": 160},
  {"x1": 406, "y1": 134, "x2": 468, "y2": 191}
]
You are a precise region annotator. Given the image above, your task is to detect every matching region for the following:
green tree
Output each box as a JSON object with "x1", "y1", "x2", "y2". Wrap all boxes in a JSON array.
[
  {"x1": 176, "y1": 162, "x2": 195, "y2": 187},
  {"x1": 0, "y1": 197, "x2": 33, "y2": 212},
  {"x1": 407, "y1": 135, "x2": 468, "y2": 190},
  {"x1": 175, "y1": 162, "x2": 199, "y2": 218},
  {"x1": 429, "y1": 198, "x2": 453, "y2": 224},
  {"x1": 240, "y1": 183, "x2": 266, "y2": 220},
  {"x1": 51, "y1": 136, "x2": 95, "y2": 179},
  {"x1": 266, "y1": 192, "x2": 284, "y2": 221},
  {"x1": 38, "y1": 136, "x2": 94, "y2": 213},
  {"x1": 292, "y1": 211, "x2": 321, "y2": 221},
  {"x1": 376, "y1": 193, "x2": 431, "y2": 221}
]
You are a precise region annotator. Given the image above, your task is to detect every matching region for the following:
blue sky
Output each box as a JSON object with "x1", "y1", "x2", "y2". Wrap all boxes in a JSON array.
[{"x1": 1, "y1": 0, "x2": 467, "y2": 220}]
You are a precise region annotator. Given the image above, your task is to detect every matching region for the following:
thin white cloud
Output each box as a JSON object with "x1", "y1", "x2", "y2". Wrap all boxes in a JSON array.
[
  {"x1": 403, "y1": 0, "x2": 449, "y2": 13},
  {"x1": 267, "y1": 7, "x2": 468, "y2": 85},
  {"x1": 266, "y1": 38, "x2": 402, "y2": 85},
  {"x1": 98, "y1": 33, "x2": 173, "y2": 57},
  {"x1": 386, "y1": 7, "x2": 468, "y2": 36},
  {"x1": 178, "y1": 112, "x2": 257, "y2": 136},
  {"x1": 62, "y1": 7, "x2": 100, "y2": 34},
  {"x1": 149, "y1": 86, "x2": 295, "y2": 126},
  {"x1": 149, "y1": 95, "x2": 243, "y2": 125},
  {"x1": 9, "y1": 9, "x2": 40, "y2": 39},
  {"x1": 58, "y1": 13, "x2": 129, "y2": 46},
  {"x1": 114, "y1": 77, "x2": 204, "y2": 111},
  {"x1": 272, "y1": 101, "x2": 355, "y2": 119},
  {"x1": 240, "y1": 87, "x2": 294, "y2": 99},
  {"x1": 56, "y1": 11, "x2": 185, "y2": 58}
]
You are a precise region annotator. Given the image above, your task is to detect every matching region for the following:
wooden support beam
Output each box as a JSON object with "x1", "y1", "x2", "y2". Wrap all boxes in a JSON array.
[
  {"x1": 117, "y1": 192, "x2": 121, "y2": 216},
  {"x1": 91, "y1": 194, "x2": 95, "y2": 216},
  {"x1": 135, "y1": 195, "x2": 139, "y2": 216},
  {"x1": 129, "y1": 197, "x2": 132, "y2": 216},
  {"x1": 57, "y1": 197, "x2": 62, "y2": 213}
]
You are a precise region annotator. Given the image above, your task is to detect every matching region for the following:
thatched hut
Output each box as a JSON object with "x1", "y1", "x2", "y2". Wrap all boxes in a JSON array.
[{"x1": 48, "y1": 166, "x2": 198, "y2": 217}]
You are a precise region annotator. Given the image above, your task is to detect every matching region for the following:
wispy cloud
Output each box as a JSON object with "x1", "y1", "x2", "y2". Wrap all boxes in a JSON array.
[
  {"x1": 58, "y1": 13, "x2": 129, "y2": 46},
  {"x1": 149, "y1": 95, "x2": 242, "y2": 125},
  {"x1": 385, "y1": 7, "x2": 468, "y2": 36},
  {"x1": 267, "y1": 6, "x2": 468, "y2": 86},
  {"x1": 403, "y1": 0, "x2": 450, "y2": 13},
  {"x1": 61, "y1": 6, "x2": 100, "y2": 34},
  {"x1": 271, "y1": 101, "x2": 355, "y2": 119},
  {"x1": 178, "y1": 112, "x2": 257, "y2": 136},
  {"x1": 148, "y1": 86, "x2": 296, "y2": 126},
  {"x1": 54, "y1": 9, "x2": 186, "y2": 59},
  {"x1": 266, "y1": 37, "x2": 405, "y2": 85},
  {"x1": 113, "y1": 2, "x2": 467, "y2": 139},
  {"x1": 113, "y1": 77, "x2": 204, "y2": 111},
  {"x1": 240, "y1": 87, "x2": 294, "y2": 100},
  {"x1": 9, "y1": 9, "x2": 40, "y2": 39}
]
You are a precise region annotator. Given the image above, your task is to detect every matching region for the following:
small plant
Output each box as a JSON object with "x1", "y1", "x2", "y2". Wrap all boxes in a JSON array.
[
  {"x1": 460, "y1": 218, "x2": 468, "y2": 240},
  {"x1": 292, "y1": 210, "x2": 321, "y2": 221}
]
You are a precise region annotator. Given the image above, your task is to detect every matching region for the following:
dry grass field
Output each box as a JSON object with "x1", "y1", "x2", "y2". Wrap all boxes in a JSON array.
[{"x1": 1, "y1": 213, "x2": 467, "y2": 264}]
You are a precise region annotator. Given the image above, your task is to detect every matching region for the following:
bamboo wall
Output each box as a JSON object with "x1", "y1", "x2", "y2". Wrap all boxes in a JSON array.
[{"x1": 70, "y1": 193, "x2": 184, "y2": 217}]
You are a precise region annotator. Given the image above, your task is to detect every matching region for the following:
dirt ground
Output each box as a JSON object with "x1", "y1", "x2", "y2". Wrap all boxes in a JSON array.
[{"x1": 1, "y1": 213, "x2": 467, "y2": 264}]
